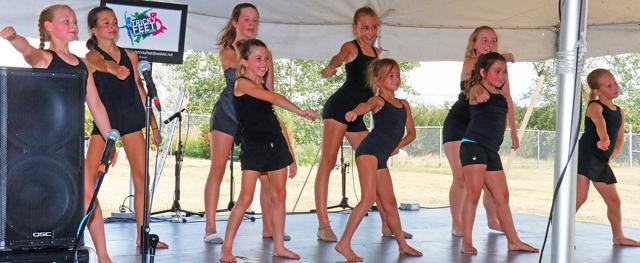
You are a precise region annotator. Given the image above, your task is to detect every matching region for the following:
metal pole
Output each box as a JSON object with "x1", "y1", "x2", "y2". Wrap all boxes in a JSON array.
[
  {"x1": 552, "y1": 0, "x2": 587, "y2": 262},
  {"x1": 537, "y1": 129, "x2": 540, "y2": 168},
  {"x1": 629, "y1": 123, "x2": 632, "y2": 168},
  {"x1": 439, "y1": 127, "x2": 443, "y2": 167}
]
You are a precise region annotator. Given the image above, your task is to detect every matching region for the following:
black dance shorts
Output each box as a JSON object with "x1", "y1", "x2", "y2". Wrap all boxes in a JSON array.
[
  {"x1": 578, "y1": 151, "x2": 617, "y2": 184},
  {"x1": 239, "y1": 133, "x2": 293, "y2": 172},
  {"x1": 322, "y1": 90, "x2": 368, "y2": 132},
  {"x1": 442, "y1": 94, "x2": 470, "y2": 144},
  {"x1": 460, "y1": 141, "x2": 503, "y2": 171},
  {"x1": 209, "y1": 100, "x2": 239, "y2": 137},
  {"x1": 355, "y1": 136, "x2": 391, "y2": 169}
]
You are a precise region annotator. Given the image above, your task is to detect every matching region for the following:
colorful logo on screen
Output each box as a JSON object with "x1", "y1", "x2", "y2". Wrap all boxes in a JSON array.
[{"x1": 121, "y1": 9, "x2": 167, "y2": 46}]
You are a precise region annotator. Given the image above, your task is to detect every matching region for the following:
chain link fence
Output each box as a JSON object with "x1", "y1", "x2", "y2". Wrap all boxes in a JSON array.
[{"x1": 169, "y1": 113, "x2": 639, "y2": 168}]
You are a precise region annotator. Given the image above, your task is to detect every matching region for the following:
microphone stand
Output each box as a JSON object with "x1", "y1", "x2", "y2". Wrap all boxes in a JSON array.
[
  {"x1": 152, "y1": 110, "x2": 203, "y2": 220},
  {"x1": 141, "y1": 92, "x2": 159, "y2": 262}
]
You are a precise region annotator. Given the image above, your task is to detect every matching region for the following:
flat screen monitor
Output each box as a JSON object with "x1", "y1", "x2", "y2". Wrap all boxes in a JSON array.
[{"x1": 101, "y1": 0, "x2": 188, "y2": 64}]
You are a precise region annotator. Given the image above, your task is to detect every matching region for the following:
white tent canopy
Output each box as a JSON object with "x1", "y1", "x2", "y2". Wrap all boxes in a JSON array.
[{"x1": 4, "y1": 0, "x2": 640, "y2": 62}]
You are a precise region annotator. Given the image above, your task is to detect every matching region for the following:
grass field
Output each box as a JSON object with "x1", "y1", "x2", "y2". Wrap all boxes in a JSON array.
[{"x1": 97, "y1": 152, "x2": 640, "y2": 229}]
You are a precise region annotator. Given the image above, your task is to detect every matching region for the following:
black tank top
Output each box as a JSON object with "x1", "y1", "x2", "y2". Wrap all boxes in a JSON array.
[
  {"x1": 449, "y1": 81, "x2": 470, "y2": 120},
  {"x1": 234, "y1": 77, "x2": 281, "y2": 142},
  {"x1": 91, "y1": 47, "x2": 145, "y2": 134},
  {"x1": 369, "y1": 97, "x2": 407, "y2": 154},
  {"x1": 579, "y1": 100, "x2": 622, "y2": 159},
  {"x1": 46, "y1": 50, "x2": 87, "y2": 75},
  {"x1": 341, "y1": 40, "x2": 378, "y2": 102},
  {"x1": 464, "y1": 86, "x2": 508, "y2": 152}
]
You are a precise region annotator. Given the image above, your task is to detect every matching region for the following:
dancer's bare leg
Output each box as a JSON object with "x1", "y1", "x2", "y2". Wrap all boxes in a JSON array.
[{"x1": 444, "y1": 141, "x2": 464, "y2": 236}]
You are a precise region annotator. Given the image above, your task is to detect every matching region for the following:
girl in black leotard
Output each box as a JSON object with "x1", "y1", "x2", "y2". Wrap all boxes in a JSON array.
[
  {"x1": 1, "y1": 5, "x2": 114, "y2": 262},
  {"x1": 219, "y1": 39, "x2": 317, "y2": 263},
  {"x1": 204, "y1": 3, "x2": 290, "y2": 245},
  {"x1": 575, "y1": 69, "x2": 640, "y2": 246},
  {"x1": 335, "y1": 58, "x2": 422, "y2": 262},
  {"x1": 459, "y1": 52, "x2": 537, "y2": 255},
  {"x1": 83, "y1": 7, "x2": 168, "y2": 255},
  {"x1": 315, "y1": 6, "x2": 410, "y2": 242},
  {"x1": 442, "y1": 26, "x2": 518, "y2": 236}
]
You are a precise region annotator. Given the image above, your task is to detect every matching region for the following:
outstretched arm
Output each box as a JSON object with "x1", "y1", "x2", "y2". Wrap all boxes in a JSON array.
[
  {"x1": 587, "y1": 102, "x2": 610, "y2": 151},
  {"x1": 396, "y1": 100, "x2": 416, "y2": 150},
  {"x1": 502, "y1": 73, "x2": 519, "y2": 150},
  {"x1": 84, "y1": 65, "x2": 112, "y2": 139},
  {"x1": 610, "y1": 109, "x2": 625, "y2": 160},
  {"x1": 1, "y1": 26, "x2": 49, "y2": 68},
  {"x1": 85, "y1": 50, "x2": 130, "y2": 80},
  {"x1": 235, "y1": 78, "x2": 316, "y2": 121},
  {"x1": 345, "y1": 96, "x2": 383, "y2": 122},
  {"x1": 128, "y1": 50, "x2": 160, "y2": 145},
  {"x1": 321, "y1": 41, "x2": 357, "y2": 78}
]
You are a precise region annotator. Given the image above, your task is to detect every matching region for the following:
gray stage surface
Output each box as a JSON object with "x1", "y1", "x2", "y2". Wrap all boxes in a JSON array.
[{"x1": 91, "y1": 208, "x2": 640, "y2": 262}]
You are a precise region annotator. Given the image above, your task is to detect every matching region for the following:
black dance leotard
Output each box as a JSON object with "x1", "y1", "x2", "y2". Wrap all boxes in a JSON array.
[
  {"x1": 322, "y1": 40, "x2": 377, "y2": 132},
  {"x1": 234, "y1": 77, "x2": 292, "y2": 172},
  {"x1": 210, "y1": 68, "x2": 238, "y2": 136},
  {"x1": 46, "y1": 50, "x2": 87, "y2": 74},
  {"x1": 90, "y1": 47, "x2": 145, "y2": 136},
  {"x1": 355, "y1": 97, "x2": 407, "y2": 169},
  {"x1": 442, "y1": 81, "x2": 469, "y2": 143},
  {"x1": 578, "y1": 100, "x2": 622, "y2": 184},
  {"x1": 463, "y1": 86, "x2": 508, "y2": 152}
]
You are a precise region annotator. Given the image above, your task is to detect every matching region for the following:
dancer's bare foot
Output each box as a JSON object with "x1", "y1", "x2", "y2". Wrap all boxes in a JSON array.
[
  {"x1": 263, "y1": 232, "x2": 292, "y2": 241},
  {"x1": 335, "y1": 242, "x2": 363, "y2": 262},
  {"x1": 272, "y1": 247, "x2": 301, "y2": 260},
  {"x1": 136, "y1": 240, "x2": 169, "y2": 249},
  {"x1": 461, "y1": 242, "x2": 478, "y2": 255},
  {"x1": 399, "y1": 245, "x2": 423, "y2": 257},
  {"x1": 382, "y1": 225, "x2": 413, "y2": 239},
  {"x1": 219, "y1": 249, "x2": 236, "y2": 263},
  {"x1": 613, "y1": 236, "x2": 640, "y2": 247},
  {"x1": 317, "y1": 226, "x2": 337, "y2": 242},
  {"x1": 508, "y1": 241, "x2": 539, "y2": 253}
]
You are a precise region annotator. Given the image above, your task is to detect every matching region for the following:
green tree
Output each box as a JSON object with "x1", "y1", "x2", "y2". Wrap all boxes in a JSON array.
[{"x1": 171, "y1": 51, "x2": 226, "y2": 114}]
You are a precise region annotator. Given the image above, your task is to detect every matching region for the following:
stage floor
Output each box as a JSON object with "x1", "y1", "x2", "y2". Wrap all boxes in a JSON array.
[{"x1": 92, "y1": 208, "x2": 640, "y2": 262}]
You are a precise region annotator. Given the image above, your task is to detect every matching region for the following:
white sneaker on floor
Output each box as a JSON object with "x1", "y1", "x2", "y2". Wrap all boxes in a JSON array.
[{"x1": 204, "y1": 233, "x2": 223, "y2": 244}]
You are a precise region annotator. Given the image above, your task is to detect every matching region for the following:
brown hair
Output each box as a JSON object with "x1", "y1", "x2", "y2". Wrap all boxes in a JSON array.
[
  {"x1": 464, "y1": 26, "x2": 497, "y2": 59},
  {"x1": 353, "y1": 7, "x2": 378, "y2": 24},
  {"x1": 235, "y1": 38, "x2": 268, "y2": 78},
  {"x1": 586, "y1": 68, "x2": 613, "y2": 100},
  {"x1": 367, "y1": 58, "x2": 400, "y2": 95},
  {"x1": 38, "y1": 4, "x2": 73, "y2": 49},
  {"x1": 86, "y1": 6, "x2": 115, "y2": 50},
  {"x1": 217, "y1": 3, "x2": 258, "y2": 48},
  {"x1": 465, "y1": 52, "x2": 506, "y2": 96}
]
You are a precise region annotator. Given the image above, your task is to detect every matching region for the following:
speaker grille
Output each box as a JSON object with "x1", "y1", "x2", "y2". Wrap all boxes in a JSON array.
[{"x1": 0, "y1": 67, "x2": 85, "y2": 249}]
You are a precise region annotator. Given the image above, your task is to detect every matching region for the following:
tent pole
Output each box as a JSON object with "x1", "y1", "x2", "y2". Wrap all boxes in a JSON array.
[{"x1": 552, "y1": 0, "x2": 587, "y2": 262}]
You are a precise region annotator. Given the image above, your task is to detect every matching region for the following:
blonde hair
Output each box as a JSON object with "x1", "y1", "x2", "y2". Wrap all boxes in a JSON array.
[
  {"x1": 464, "y1": 26, "x2": 497, "y2": 59},
  {"x1": 235, "y1": 38, "x2": 268, "y2": 78},
  {"x1": 367, "y1": 58, "x2": 400, "y2": 95},
  {"x1": 586, "y1": 68, "x2": 613, "y2": 100},
  {"x1": 217, "y1": 3, "x2": 258, "y2": 48},
  {"x1": 38, "y1": 4, "x2": 73, "y2": 49},
  {"x1": 353, "y1": 7, "x2": 378, "y2": 24}
]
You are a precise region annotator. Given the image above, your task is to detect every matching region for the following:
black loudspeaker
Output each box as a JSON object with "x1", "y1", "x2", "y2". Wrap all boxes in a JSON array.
[{"x1": 0, "y1": 67, "x2": 85, "y2": 250}]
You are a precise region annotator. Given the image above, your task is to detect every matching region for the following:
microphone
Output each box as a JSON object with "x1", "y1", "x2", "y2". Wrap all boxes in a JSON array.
[
  {"x1": 164, "y1": 108, "x2": 185, "y2": 124},
  {"x1": 100, "y1": 129, "x2": 121, "y2": 167},
  {"x1": 137, "y1": 60, "x2": 161, "y2": 111}
]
